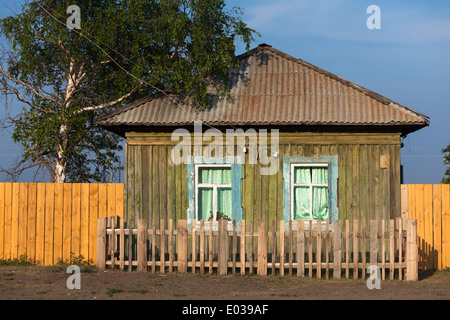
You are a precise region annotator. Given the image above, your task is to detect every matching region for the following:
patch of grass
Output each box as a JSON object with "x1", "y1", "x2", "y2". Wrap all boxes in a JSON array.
[
  {"x1": 106, "y1": 288, "x2": 124, "y2": 297},
  {"x1": 37, "y1": 291, "x2": 49, "y2": 295},
  {"x1": 55, "y1": 253, "x2": 95, "y2": 273},
  {"x1": 129, "y1": 289, "x2": 149, "y2": 295},
  {"x1": 56, "y1": 253, "x2": 93, "y2": 267},
  {"x1": 0, "y1": 255, "x2": 34, "y2": 266}
]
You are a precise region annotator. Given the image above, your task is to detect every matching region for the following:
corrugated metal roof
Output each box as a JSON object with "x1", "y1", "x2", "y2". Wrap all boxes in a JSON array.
[{"x1": 97, "y1": 44, "x2": 429, "y2": 132}]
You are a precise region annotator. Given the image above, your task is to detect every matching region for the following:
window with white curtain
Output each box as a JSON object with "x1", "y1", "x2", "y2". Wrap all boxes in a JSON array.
[
  {"x1": 195, "y1": 164, "x2": 232, "y2": 221},
  {"x1": 290, "y1": 163, "x2": 329, "y2": 221}
]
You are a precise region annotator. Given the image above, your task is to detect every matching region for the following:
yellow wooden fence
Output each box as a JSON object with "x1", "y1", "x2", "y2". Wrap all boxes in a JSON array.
[
  {"x1": 401, "y1": 184, "x2": 450, "y2": 271},
  {"x1": 0, "y1": 183, "x2": 123, "y2": 266}
]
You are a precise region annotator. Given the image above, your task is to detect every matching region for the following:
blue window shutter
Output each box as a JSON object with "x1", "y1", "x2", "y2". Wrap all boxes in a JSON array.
[
  {"x1": 231, "y1": 163, "x2": 243, "y2": 222},
  {"x1": 187, "y1": 163, "x2": 195, "y2": 224}
]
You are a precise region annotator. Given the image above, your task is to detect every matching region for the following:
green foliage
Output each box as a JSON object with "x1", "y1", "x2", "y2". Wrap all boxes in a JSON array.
[
  {"x1": 55, "y1": 252, "x2": 93, "y2": 266},
  {"x1": 0, "y1": 255, "x2": 34, "y2": 266},
  {"x1": 0, "y1": 0, "x2": 257, "y2": 182},
  {"x1": 208, "y1": 211, "x2": 231, "y2": 221},
  {"x1": 442, "y1": 142, "x2": 450, "y2": 184}
]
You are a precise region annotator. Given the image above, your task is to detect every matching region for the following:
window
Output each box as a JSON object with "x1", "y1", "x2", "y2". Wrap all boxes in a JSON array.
[
  {"x1": 291, "y1": 164, "x2": 329, "y2": 221},
  {"x1": 187, "y1": 158, "x2": 243, "y2": 230},
  {"x1": 282, "y1": 155, "x2": 338, "y2": 225},
  {"x1": 195, "y1": 165, "x2": 232, "y2": 221}
]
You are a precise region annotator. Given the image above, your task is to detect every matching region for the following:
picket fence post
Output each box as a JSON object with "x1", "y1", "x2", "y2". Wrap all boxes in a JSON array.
[{"x1": 96, "y1": 218, "x2": 107, "y2": 270}]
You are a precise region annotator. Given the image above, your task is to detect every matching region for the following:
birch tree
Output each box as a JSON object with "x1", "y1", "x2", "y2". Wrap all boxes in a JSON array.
[{"x1": 0, "y1": 0, "x2": 256, "y2": 182}]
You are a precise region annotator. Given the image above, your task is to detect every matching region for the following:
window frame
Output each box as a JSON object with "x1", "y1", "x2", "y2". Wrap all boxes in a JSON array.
[
  {"x1": 290, "y1": 163, "x2": 329, "y2": 221},
  {"x1": 187, "y1": 157, "x2": 243, "y2": 231},
  {"x1": 194, "y1": 164, "x2": 233, "y2": 222},
  {"x1": 282, "y1": 155, "x2": 338, "y2": 230}
]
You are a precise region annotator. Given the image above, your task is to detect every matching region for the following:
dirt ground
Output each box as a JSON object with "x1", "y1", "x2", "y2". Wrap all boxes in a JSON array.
[{"x1": 0, "y1": 265, "x2": 449, "y2": 301}]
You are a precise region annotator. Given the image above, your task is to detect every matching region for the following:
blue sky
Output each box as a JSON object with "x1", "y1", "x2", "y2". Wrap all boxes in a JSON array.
[{"x1": 0, "y1": 0, "x2": 449, "y2": 183}]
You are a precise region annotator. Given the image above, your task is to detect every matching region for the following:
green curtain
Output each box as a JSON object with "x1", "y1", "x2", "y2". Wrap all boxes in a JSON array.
[
  {"x1": 312, "y1": 167, "x2": 328, "y2": 220},
  {"x1": 199, "y1": 167, "x2": 231, "y2": 184},
  {"x1": 217, "y1": 188, "x2": 232, "y2": 218},
  {"x1": 198, "y1": 167, "x2": 232, "y2": 220},
  {"x1": 294, "y1": 167, "x2": 311, "y2": 184},
  {"x1": 293, "y1": 167, "x2": 311, "y2": 220},
  {"x1": 293, "y1": 167, "x2": 329, "y2": 221},
  {"x1": 294, "y1": 186, "x2": 310, "y2": 220},
  {"x1": 198, "y1": 187, "x2": 213, "y2": 221}
]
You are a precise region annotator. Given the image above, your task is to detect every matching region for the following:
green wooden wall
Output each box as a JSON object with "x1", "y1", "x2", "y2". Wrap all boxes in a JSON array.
[{"x1": 124, "y1": 132, "x2": 401, "y2": 231}]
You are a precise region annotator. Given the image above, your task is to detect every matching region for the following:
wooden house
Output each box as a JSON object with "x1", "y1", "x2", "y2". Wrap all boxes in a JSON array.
[{"x1": 97, "y1": 44, "x2": 429, "y2": 231}]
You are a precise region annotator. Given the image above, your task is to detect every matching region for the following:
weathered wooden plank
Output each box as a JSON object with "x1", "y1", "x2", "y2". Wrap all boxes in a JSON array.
[
  {"x1": 257, "y1": 220, "x2": 268, "y2": 276},
  {"x1": 11, "y1": 183, "x2": 20, "y2": 259},
  {"x1": 441, "y1": 184, "x2": 450, "y2": 270},
  {"x1": 96, "y1": 218, "x2": 107, "y2": 270},
  {"x1": 431, "y1": 185, "x2": 441, "y2": 270},
  {"x1": 120, "y1": 218, "x2": 125, "y2": 270},
  {"x1": 26, "y1": 183, "x2": 37, "y2": 262},
  {"x1": 218, "y1": 219, "x2": 228, "y2": 275},
  {"x1": 297, "y1": 220, "x2": 305, "y2": 277},
  {"x1": 289, "y1": 220, "x2": 293, "y2": 276},
  {"x1": 35, "y1": 183, "x2": 45, "y2": 265},
  {"x1": 199, "y1": 220, "x2": 204, "y2": 274},
  {"x1": 353, "y1": 219, "x2": 359, "y2": 279},
  {"x1": 52, "y1": 183, "x2": 63, "y2": 263},
  {"x1": 80, "y1": 183, "x2": 90, "y2": 263},
  {"x1": 137, "y1": 219, "x2": 147, "y2": 271},
  {"x1": 191, "y1": 220, "x2": 196, "y2": 274},
  {"x1": 389, "y1": 219, "x2": 395, "y2": 280},
  {"x1": 44, "y1": 183, "x2": 55, "y2": 265},
  {"x1": 345, "y1": 220, "x2": 349, "y2": 279},
  {"x1": 370, "y1": 220, "x2": 378, "y2": 267},
  {"x1": 241, "y1": 219, "x2": 246, "y2": 275},
  {"x1": 17, "y1": 183, "x2": 28, "y2": 259},
  {"x1": 333, "y1": 220, "x2": 341, "y2": 279},
  {"x1": 423, "y1": 184, "x2": 433, "y2": 270},
  {"x1": 280, "y1": 220, "x2": 285, "y2": 276},
  {"x1": 406, "y1": 219, "x2": 418, "y2": 281},
  {"x1": 160, "y1": 219, "x2": 166, "y2": 273}
]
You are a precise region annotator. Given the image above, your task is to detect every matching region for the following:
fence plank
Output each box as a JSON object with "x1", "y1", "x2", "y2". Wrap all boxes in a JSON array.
[
  {"x1": 191, "y1": 220, "x2": 196, "y2": 274},
  {"x1": 433, "y1": 185, "x2": 442, "y2": 271},
  {"x1": 0, "y1": 183, "x2": 4, "y2": 260},
  {"x1": 317, "y1": 220, "x2": 322, "y2": 279},
  {"x1": 280, "y1": 220, "x2": 285, "y2": 276},
  {"x1": 26, "y1": 183, "x2": 37, "y2": 262},
  {"x1": 11, "y1": 183, "x2": 20, "y2": 260},
  {"x1": 177, "y1": 220, "x2": 188, "y2": 273},
  {"x1": 442, "y1": 184, "x2": 450, "y2": 270},
  {"x1": 333, "y1": 220, "x2": 341, "y2": 279},
  {"x1": 218, "y1": 219, "x2": 228, "y2": 275},
  {"x1": 199, "y1": 220, "x2": 204, "y2": 274},
  {"x1": 257, "y1": 220, "x2": 267, "y2": 276},
  {"x1": 370, "y1": 220, "x2": 378, "y2": 267},
  {"x1": 406, "y1": 219, "x2": 418, "y2": 281},
  {"x1": 160, "y1": 219, "x2": 165, "y2": 273},
  {"x1": 353, "y1": 220, "x2": 358, "y2": 279},
  {"x1": 137, "y1": 219, "x2": 147, "y2": 271},
  {"x1": 96, "y1": 218, "x2": 107, "y2": 270},
  {"x1": 44, "y1": 183, "x2": 54, "y2": 266},
  {"x1": 241, "y1": 219, "x2": 246, "y2": 275},
  {"x1": 18, "y1": 183, "x2": 28, "y2": 259},
  {"x1": 297, "y1": 220, "x2": 305, "y2": 277},
  {"x1": 169, "y1": 219, "x2": 174, "y2": 272},
  {"x1": 120, "y1": 218, "x2": 125, "y2": 270}
]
